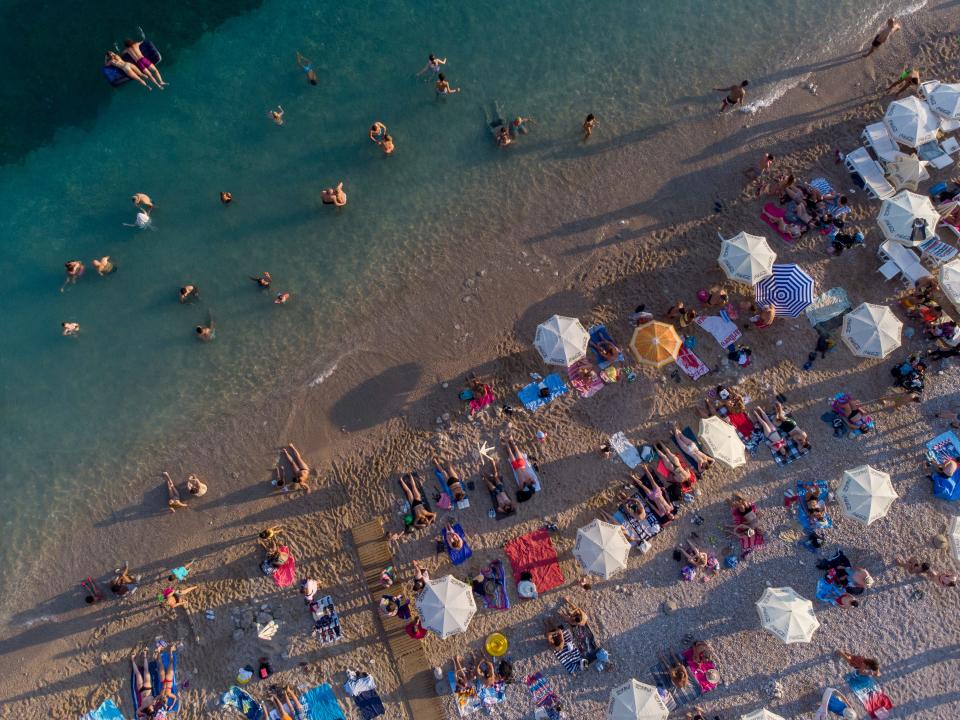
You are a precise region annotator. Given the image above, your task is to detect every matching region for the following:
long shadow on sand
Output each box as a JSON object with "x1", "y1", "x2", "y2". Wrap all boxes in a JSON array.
[{"x1": 330, "y1": 362, "x2": 423, "y2": 431}]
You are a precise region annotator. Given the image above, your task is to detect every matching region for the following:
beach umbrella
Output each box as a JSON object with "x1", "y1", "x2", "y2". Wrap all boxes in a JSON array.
[
  {"x1": 534, "y1": 315, "x2": 589, "y2": 366},
  {"x1": 841, "y1": 303, "x2": 903, "y2": 359},
  {"x1": 415, "y1": 575, "x2": 476, "y2": 639},
  {"x1": 885, "y1": 154, "x2": 927, "y2": 192},
  {"x1": 926, "y1": 81, "x2": 960, "y2": 120},
  {"x1": 697, "y1": 416, "x2": 746, "y2": 469},
  {"x1": 941, "y1": 258, "x2": 960, "y2": 309},
  {"x1": 883, "y1": 95, "x2": 941, "y2": 147},
  {"x1": 949, "y1": 516, "x2": 960, "y2": 562},
  {"x1": 839, "y1": 465, "x2": 898, "y2": 525},
  {"x1": 754, "y1": 264, "x2": 814, "y2": 318},
  {"x1": 629, "y1": 321, "x2": 681, "y2": 368},
  {"x1": 877, "y1": 190, "x2": 940, "y2": 246},
  {"x1": 575, "y1": 519, "x2": 631, "y2": 579},
  {"x1": 756, "y1": 586, "x2": 819, "y2": 644},
  {"x1": 606, "y1": 679, "x2": 669, "y2": 720},
  {"x1": 741, "y1": 711, "x2": 786, "y2": 720},
  {"x1": 718, "y1": 231, "x2": 776, "y2": 285}
]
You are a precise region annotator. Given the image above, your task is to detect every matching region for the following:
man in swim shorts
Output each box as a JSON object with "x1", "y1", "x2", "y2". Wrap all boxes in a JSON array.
[
  {"x1": 865, "y1": 17, "x2": 901, "y2": 57},
  {"x1": 715, "y1": 81, "x2": 748, "y2": 113}
]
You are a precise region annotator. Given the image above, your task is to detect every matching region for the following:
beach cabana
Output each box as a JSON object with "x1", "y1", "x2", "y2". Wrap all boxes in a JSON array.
[
  {"x1": 698, "y1": 416, "x2": 746, "y2": 469},
  {"x1": 718, "y1": 231, "x2": 776, "y2": 285},
  {"x1": 877, "y1": 190, "x2": 940, "y2": 246},
  {"x1": 754, "y1": 264, "x2": 814, "y2": 317},
  {"x1": 949, "y1": 516, "x2": 960, "y2": 562},
  {"x1": 941, "y1": 258, "x2": 960, "y2": 309},
  {"x1": 629, "y1": 321, "x2": 681, "y2": 368},
  {"x1": 883, "y1": 95, "x2": 940, "y2": 147},
  {"x1": 606, "y1": 679, "x2": 669, "y2": 720},
  {"x1": 841, "y1": 303, "x2": 902, "y2": 359},
  {"x1": 925, "y1": 81, "x2": 960, "y2": 121},
  {"x1": 756, "y1": 586, "x2": 819, "y2": 644},
  {"x1": 574, "y1": 519, "x2": 631, "y2": 579},
  {"x1": 534, "y1": 315, "x2": 590, "y2": 366},
  {"x1": 839, "y1": 465, "x2": 898, "y2": 525},
  {"x1": 885, "y1": 153, "x2": 928, "y2": 192},
  {"x1": 741, "y1": 711, "x2": 786, "y2": 720},
  {"x1": 415, "y1": 575, "x2": 476, "y2": 639}
]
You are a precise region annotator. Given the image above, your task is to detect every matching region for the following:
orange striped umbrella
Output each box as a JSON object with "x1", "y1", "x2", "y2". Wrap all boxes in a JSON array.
[{"x1": 628, "y1": 322, "x2": 681, "y2": 368}]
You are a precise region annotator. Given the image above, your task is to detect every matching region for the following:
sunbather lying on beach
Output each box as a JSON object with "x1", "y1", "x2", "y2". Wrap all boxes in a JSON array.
[
  {"x1": 443, "y1": 519, "x2": 465, "y2": 550},
  {"x1": 559, "y1": 596, "x2": 588, "y2": 626},
  {"x1": 433, "y1": 456, "x2": 466, "y2": 502},
  {"x1": 751, "y1": 407, "x2": 789, "y2": 457},
  {"x1": 669, "y1": 425, "x2": 714, "y2": 471},
  {"x1": 774, "y1": 402, "x2": 810, "y2": 449},
  {"x1": 833, "y1": 394, "x2": 872, "y2": 432},
  {"x1": 483, "y1": 459, "x2": 515, "y2": 514},
  {"x1": 800, "y1": 480, "x2": 827, "y2": 523},
  {"x1": 654, "y1": 443, "x2": 695, "y2": 486},
  {"x1": 269, "y1": 688, "x2": 305, "y2": 720},
  {"x1": 477, "y1": 658, "x2": 498, "y2": 687},
  {"x1": 282, "y1": 444, "x2": 312, "y2": 492},
  {"x1": 658, "y1": 649, "x2": 690, "y2": 689},
  {"x1": 590, "y1": 338, "x2": 621, "y2": 363},
  {"x1": 163, "y1": 472, "x2": 188, "y2": 512},
  {"x1": 504, "y1": 438, "x2": 538, "y2": 490},
  {"x1": 160, "y1": 585, "x2": 197, "y2": 610},
  {"x1": 616, "y1": 490, "x2": 647, "y2": 522},
  {"x1": 678, "y1": 538, "x2": 709, "y2": 568},
  {"x1": 761, "y1": 205, "x2": 805, "y2": 239},
  {"x1": 398, "y1": 473, "x2": 436, "y2": 528},
  {"x1": 131, "y1": 650, "x2": 157, "y2": 717},
  {"x1": 631, "y1": 467, "x2": 675, "y2": 520}
]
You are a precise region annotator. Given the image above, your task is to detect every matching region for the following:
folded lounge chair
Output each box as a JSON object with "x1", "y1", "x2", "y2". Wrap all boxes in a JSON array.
[
  {"x1": 845, "y1": 147, "x2": 896, "y2": 200},
  {"x1": 918, "y1": 235, "x2": 959, "y2": 267},
  {"x1": 918, "y1": 140, "x2": 954, "y2": 170},
  {"x1": 862, "y1": 123, "x2": 905, "y2": 163}
]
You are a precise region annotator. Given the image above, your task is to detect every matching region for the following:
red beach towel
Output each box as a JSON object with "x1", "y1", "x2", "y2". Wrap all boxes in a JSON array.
[
  {"x1": 272, "y1": 546, "x2": 296, "y2": 587},
  {"x1": 504, "y1": 529, "x2": 564, "y2": 593},
  {"x1": 727, "y1": 412, "x2": 755, "y2": 438},
  {"x1": 732, "y1": 507, "x2": 764, "y2": 554}
]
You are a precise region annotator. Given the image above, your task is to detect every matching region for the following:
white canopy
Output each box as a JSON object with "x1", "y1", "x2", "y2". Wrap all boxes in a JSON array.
[
  {"x1": 534, "y1": 315, "x2": 590, "y2": 366},
  {"x1": 741, "y1": 711, "x2": 786, "y2": 720},
  {"x1": 884, "y1": 95, "x2": 941, "y2": 147},
  {"x1": 718, "y1": 231, "x2": 776, "y2": 285},
  {"x1": 839, "y1": 465, "x2": 898, "y2": 525},
  {"x1": 575, "y1": 519, "x2": 631, "y2": 579},
  {"x1": 841, "y1": 303, "x2": 902, "y2": 359},
  {"x1": 885, "y1": 153, "x2": 928, "y2": 192},
  {"x1": 606, "y1": 679, "x2": 669, "y2": 720},
  {"x1": 926, "y1": 81, "x2": 960, "y2": 120},
  {"x1": 698, "y1": 416, "x2": 746, "y2": 469},
  {"x1": 949, "y1": 516, "x2": 960, "y2": 562},
  {"x1": 756, "y1": 586, "x2": 819, "y2": 644},
  {"x1": 415, "y1": 575, "x2": 477, "y2": 639},
  {"x1": 877, "y1": 190, "x2": 940, "y2": 246},
  {"x1": 941, "y1": 258, "x2": 960, "y2": 309}
]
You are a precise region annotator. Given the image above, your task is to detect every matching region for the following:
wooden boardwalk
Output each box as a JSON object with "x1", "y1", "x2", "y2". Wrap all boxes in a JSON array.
[{"x1": 350, "y1": 519, "x2": 446, "y2": 720}]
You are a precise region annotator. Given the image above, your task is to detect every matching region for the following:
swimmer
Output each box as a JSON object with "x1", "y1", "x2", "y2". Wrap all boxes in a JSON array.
[
  {"x1": 92, "y1": 256, "x2": 115, "y2": 275},
  {"x1": 435, "y1": 73, "x2": 460, "y2": 95},
  {"x1": 369, "y1": 122, "x2": 388, "y2": 144},
  {"x1": 268, "y1": 105, "x2": 285, "y2": 125},
  {"x1": 417, "y1": 53, "x2": 447, "y2": 76},
  {"x1": 220, "y1": 191, "x2": 233, "y2": 205},
  {"x1": 179, "y1": 285, "x2": 199, "y2": 304},
  {"x1": 131, "y1": 193, "x2": 154, "y2": 210},
  {"x1": 104, "y1": 51, "x2": 152, "y2": 90},
  {"x1": 485, "y1": 102, "x2": 511, "y2": 147},
  {"x1": 123, "y1": 208, "x2": 151, "y2": 229},
  {"x1": 295, "y1": 51, "x2": 318, "y2": 86},
  {"x1": 62, "y1": 260, "x2": 84, "y2": 291},
  {"x1": 250, "y1": 271, "x2": 272, "y2": 288},
  {"x1": 321, "y1": 182, "x2": 347, "y2": 207},
  {"x1": 381, "y1": 134, "x2": 395, "y2": 155},
  {"x1": 496, "y1": 127, "x2": 512, "y2": 147},
  {"x1": 582, "y1": 113, "x2": 597, "y2": 141},
  {"x1": 274, "y1": 291, "x2": 290, "y2": 304},
  {"x1": 195, "y1": 313, "x2": 215, "y2": 342},
  {"x1": 716, "y1": 80, "x2": 749, "y2": 113},
  {"x1": 62, "y1": 321, "x2": 81, "y2": 336},
  {"x1": 123, "y1": 38, "x2": 166, "y2": 88},
  {"x1": 865, "y1": 17, "x2": 901, "y2": 57},
  {"x1": 511, "y1": 116, "x2": 535, "y2": 135}
]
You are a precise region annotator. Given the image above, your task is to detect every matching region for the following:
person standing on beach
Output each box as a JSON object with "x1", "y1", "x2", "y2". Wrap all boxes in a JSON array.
[
  {"x1": 715, "y1": 81, "x2": 748, "y2": 113},
  {"x1": 582, "y1": 114, "x2": 597, "y2": 141},
  {"x1": 886, "y1": 68, "x2": 920, "y2": 98},
  {"x1": 865, "y1": 18, "x2": 901, "y2": 57}
]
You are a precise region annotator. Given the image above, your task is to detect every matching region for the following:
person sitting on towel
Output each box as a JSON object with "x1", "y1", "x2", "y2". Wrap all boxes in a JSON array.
[
  {"x1": 728, "y1": 493, "x2": 759, "y2": 528},
  {"x1": 761, "y1": 205, "x2": 806, "y2": 239},
  {"x1": 504, "y1": 437, "x2": 538, "y2": 491}
]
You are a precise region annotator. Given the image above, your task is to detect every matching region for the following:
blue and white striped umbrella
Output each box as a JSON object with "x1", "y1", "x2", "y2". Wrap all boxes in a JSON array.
[{"x1": 754, "y1": 264, "x2": 814, "y2": 318}]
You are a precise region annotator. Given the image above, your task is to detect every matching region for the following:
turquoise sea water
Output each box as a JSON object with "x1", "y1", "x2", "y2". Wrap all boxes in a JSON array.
[{"x1": 0, "y1": 0, "x2": 919, "y2": 606}]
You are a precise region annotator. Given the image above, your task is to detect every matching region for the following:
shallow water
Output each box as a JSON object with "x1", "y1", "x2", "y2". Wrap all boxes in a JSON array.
[{"x1": 0, "y1": 0, "x2": 920, "y2": 608}]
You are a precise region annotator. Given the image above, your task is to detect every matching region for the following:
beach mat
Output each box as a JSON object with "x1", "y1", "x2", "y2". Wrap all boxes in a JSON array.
[
  {"x1": 609, "y1": 431, "x2": 642, "y2": 469},
  {"x1": 82, "y1": 699, "x2": 126, "y2": 720},
  {"x1": 693, "y1": 313, "x2": 741, "y2": 348},
  {"x1": 221, "y1": 686, "x2": 265, "y2": 720},
  {"x1": 769, "y1": 435, "x2": 811, "y2": 465},
  {"x1": 436, "y1": 468, "x2": 470, "y2": 509},
  {"x1": 567, "y1": 358, "x2": 605, "y2": 398},
  {"x1": 846, "y1": 672, "x2": 894, "y2": 718},
  {"x1": 570, "y1": 623, "x2": 601, "y2": 663},
  {"x1": 344, "y1": 675, "x2": 385, "y2": 720},
  {"x1": 518, "y1": 374, "x2": 568, "y2": 412},
  {"x1": 681, "y1": 647, "x2": 718, "y2": 693},
  {"x1": 675, "y1": 345, "x2": 710, "y2": 380},
  {"x1": 525, "y1": 672, "x2": 563, "y2": 717},
  {"x1": 311, "y1": 595, "x2": 343, "y2": 645},
  {"x1": 479, "y1": 559, "x2": 510, "y2": 610},
  {"x1": 648, "y1": 660, "x2": 698, "y2": 709},
  {"x1": 613, "y1": 493, "x2": 662, "y2": 543},
  {"x1": 554, "y1": 628, "x2": 584, "y2": 674},
  {"x1": 300, "y1": 683, "x2": 346, "y2": 720},
  {"x1": 442, "y1": 523, "x2": 473, "y2": 566},
  {"x1": 148, "y1": 650, "x2": 179, "y2": 714},
  {"x1": 793, "y1": 480, "x2": 832, "y2": 531},
  {"x1": 504, "y1": 528, "x2": 564, "y2": 593},
  {"x1": 588, "y1": 325, "x2": 624, "y2": 369},
  {"x1": 271, "y1": 546, "x2": 296, "y2": 588},
  {"x1": 927, "y1": 430, "x2": 960, "y2": 464},
  {"x1": 762, "y1": 202, "x2": 798, "y2": 243}
]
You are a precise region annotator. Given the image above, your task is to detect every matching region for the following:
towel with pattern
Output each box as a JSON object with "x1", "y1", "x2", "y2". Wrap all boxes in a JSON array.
[
  {"x1": 681, "y1": 647, "x2": 718, "y2": 693},
  {"x1": 525, "y1": 672, "x2": 564, "y2": 719},
  {"x1": 768, "y1": 435, "x2": 811, "y2": 465},
  {"x1": 846, "y1": 672, "x2": 894, "y2": 718},
  {"x1": 609, "y1": 431, "x2": 642, "y2": 468},
  {"x1": 727, "y1": 412, "x2": 764, "y2": 451},
  {"x1": 613, "y1": 494, "x2": 662, "y2": 543},
  {"x1": 675, "y1": 345, "x2": 710, "y2": 380},
  {"x1": 648, "y1": 660, "x2": 699, "y2": 709},
  {"x1": 553, "y1": 628, "x2": 584, "y2": 674},
  {"x1": 731, "y1": 505, "x2": 764, "y2": 556},
  {"x1": 793, "y1": 480, "x2": 833, "y2": 531},
  {"x1": 567, "y1": 358, "x2": 605, "y2": 398}
]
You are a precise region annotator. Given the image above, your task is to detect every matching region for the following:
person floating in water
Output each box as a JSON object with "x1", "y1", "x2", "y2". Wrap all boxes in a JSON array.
[
  {"x1": 123, "y1": 38, "x2": 166, "y2": 88},
  {"x1": 179, "y1": 285, "x2": 199, "y2": 304},
  {"x1": 296, "y1": 51, "x2": 318, "y2": 86},
  {"x1": 435, "y1": 73, "x2": 460, "y2": 96},
  {"x1": 104, "y1": 51, "x2": 153, "y2": 90},
  {"x1": 220, "y1": 191, "x2": 233, "y2": 205},
  {"x1": 715, "y1": 81, "x2": 748, "y2": 113},
  {"x1": 582, "y1": 113, "x2": 597, "y2": 141},
  {"x1": 274, "y1": 291, "x2": 291, "y2": 304},
  {"x1": 485, "y1": 102, "x2": 512, "y2": 148},
  {"x1": 62, "y1": 321, "x2": 81, "y2": 336},
  {"x1": 131, "y1": 193, "x2": 153, "y2": 210},
  {"x1": 268, "y1": 105, "x2": 285, "y2": 125},
  {"x1": 250, "y1": 271, "x2": 272, "y2": 288},
  {"x1": 369, "y1": 122, "x2": 388, "y2": 144},
  {"x1": 417, "y1": 53, "x2": 446, "y2": 76},
  {"x1": 321, "y1": 182, "x2": 347, "y2": 207},
  {"x1": 865, "y1": 17, "x2": 901, "y2": 57},
  {"x1": 92, "y1": 256, "x2": 115, "y2": 275},
  {"x1": 195, "y1": 314, "x2": 215, "y2": 342},
  {"x1": 62, "y1": 260, "x2": 84, "y2": 291},
  {"x1": 124, "y1": 207, "x2": 152, "y2": 229}
]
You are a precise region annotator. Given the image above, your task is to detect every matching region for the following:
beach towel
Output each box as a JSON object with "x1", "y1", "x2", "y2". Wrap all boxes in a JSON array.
[
  {"x1": 731, "y1": 506, "x2": 764, "y2": 556},
  {"x1": 442, "y1": 523, "x2": 473, "y2": 565},
  {"x1": 300, "y1": 684, "x2": 346, "y2": 720},
  {"x1": 609, "y1": 431, "x2": 642, "y2": 469},
  {"x1": 761, "y1": 202, "x2": 799, "y2": 243},
  {"x1": 468, "y1": 385, "x2": 495, "y2": 415},
  {"x1": 570, "y1": 623, "x2": 601, "y2": 663},
  {"x1": 727, "y1": 412, "x2": 763, "y2": 451},
  {"x1": 927, "y1": 430, "x2": 960, "y2": 464},
  {"x1": 567, "y1": 358, "x2": 605, "y2": 398},
  {"x1": 271, "y1": 546, "x2": 296, "y2": 588},
  {"x1": 448, "y1": 673, "x2": 482, "y2": 716},
  {"x1": 932, "y1": 467, "x2": 960, "y2": 501},
  {"x1": 809, "y1": 177, "x2": 836, "y2": 197},
  {"x1": 846, "y1": 672, "x2": 894, "y2": 719},
  {"x1": 681, "y1": 647, "x2": 718, "y2": 693},
  {"x1": 504, "y1": 528, "x2": 564, "y2": 593},
  {"x1": 311, "y1": 595, "x2": 343, "y2": 645},
  {"x1": 436, "y1": 468, "x2": 470, "y2": 510},
  {"x1": 588, "y1": 325, "x2": 624, "y2": 369},
  {"x1": 768, "y1": 435, "x2": 811, "y2": 465},
  {"x1": 479, "y1": 559, "x2": 511, "y2": 610},
  {"x1": 147, "y1": 650, "x2": 180, "y2": 714},
  {"x1": 343, "y1": 675, "x2": 385, "y2": 720},
  {"x1": 675, "y1": 345, "x2": 710, "y2": 380},
  {"x1": 648, "y1": 660, "x2": 699, "y2": 709},
  {"x1": 553, "y1": 628, "x2": 584, "y2": 674},
  {"x1": 694, "y1": 314, "x2": 741, "y2": 349},
  {"x1": 613, "y1": 494, "x2": 662, "y2": 544},
  {"x1": 815, "y1": 577, "x2": 846, "y2": 604},
  {"x1": 82, "y1": 699, "x2": 126, "y2": 720},
  {"x1": 221, "y1": 686, "x2": 265, "y2": 720},
  {"x1": 525, "y1": 673, "x2": 564, "y2": 719},
  {"x1": 794, "y1": 480, "x2": 833, "y2": 531},
  {"x1": 518, "y1": 374, "x2": 568, "y2": 412},
  {"x1": 510, "y1": 453, "x2": 542, "y2": 492}
]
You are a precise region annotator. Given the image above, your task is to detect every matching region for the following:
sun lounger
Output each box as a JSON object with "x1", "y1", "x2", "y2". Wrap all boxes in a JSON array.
[
  {"x1": 343, "y1": 674, "x2": 385, "y2": 720},
  {"x1": 918, "y1": 139, "x2": 955, "y2": 169},
  {"x1": 844, "y1": 146, "x2": 896, "y2": 200},
  {"x1": 918, "y1": 235, "x2": 958, "y2": 267},
  {"x1": 310, "y1": 595, "x2": 343, "y2": 645},
  {"x1": 504, "y1": 528, "x2": 564, "y2": 594},
  {"x1": 436, "y1": 468, "x2": 470, "y2": 510},
  {"x1": 878, "y1": 240, "x2": 932, "y2": 288},
  {"x1": 518, "y1": 374, "x2": 568, "y2": 412},
  {"x1": 675, "y1": 345, "x2": 710, "y2": 380},
  {"x1": 442, "y1": 523, "x2": 473, "y2": 566},
  {"x1": 609, "y1": 431, "x2": 642, "y2": 468},
  {"x1": 82, "y1": 699, "x2": 126, "y2": 720},
  {"x1": 553, "y1": 628, "x2": 584, "y2": 674},
  {"x1": 221, "y1": 686, "x2": 266, "y2": 720},
  {"x1": 298, "y1": 683, "x2": 346, "y2": 720},
  {"x1": 862, "y1": 123, "x2": 905, "y2": 163},
  {"x1": 588, "y1": 325, "x2": 624, "y2": 369},
  {"x1": 567, "y1": 358, "x2": 604, "y2": 398},
  {"x1": 846, "y1": 672, "x2": 894, "y2": 719}
]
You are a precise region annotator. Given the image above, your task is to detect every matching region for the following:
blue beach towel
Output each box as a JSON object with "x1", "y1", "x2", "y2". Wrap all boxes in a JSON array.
[
  {"x1": 518, "y1": 373, "x2": 568, "y2": 411},
  {"x1": 436, "y1": 468, "x2": 470, "y2": 509},
  {"x1": 148, "y1": 650, "x2": 180, "y2": 713},
  {"x1": 221, "y1": 686, "x2": 265, "y2": 719},
  {"x1": 343, "y1": 676, "x2": 385, "y2": 720},
  {"x1": 443, "y1": 523, "x2": 473, "y2": 565},
  {"x1": 927, "y1": 430, "x2": 960, "y2": 464},
  {"x1": 932, "y1": 468, "x2": 960, "y2": 502},
  {"x1": 300, "y1": 684, "x2": 346, "y2": 720},
  {"x1": 588, "y1": 325, "x2": 624, "y2": 369},
  {"x1": 815, "y1": 577, "x2": 846, "y2": 604},
  {"x1": 795, "y1": 480, "x2": 833, "y2": 531},
  {"x1": 82, "y1": 699, "x2": 126, "y2": 720},
  {"x1": 511, "y1": 453, "x2": 541, "y2": 492}
]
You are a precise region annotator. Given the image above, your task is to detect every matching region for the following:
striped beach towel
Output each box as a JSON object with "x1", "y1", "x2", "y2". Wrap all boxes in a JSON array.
[{"x1": 554, "y1": 629, "x2": 584, "y2": 674}]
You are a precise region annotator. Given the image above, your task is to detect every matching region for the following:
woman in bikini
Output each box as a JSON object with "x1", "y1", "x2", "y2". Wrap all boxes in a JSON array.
[
  {"x1": 123, "y1": 39, "x2": 166, "y2": 88},
  {"x1": 504, "y1": 438, "x2": 537, "y2": 490},
  {"x1": 281, "y1": 444, "x2": 312, "y2": 492},
  {"x1": 131, "y1": 650, "x2": 156, "y2": 718},
  {"x1": 834, "y1": 394, "x2": 871, "y2": 432},
  {"x1": 670, "y1": 425, "x2": 714, "y2": 471},
  {"x1": 433, "y1": 456, "x2": 466, "y2": 502},
  {"x1": 543, "y1": 620, "x2": 567, "y2": 651},
  {"x1": 751, "y1": 407, "x2": 789, "y2": 457},
  {"x1": 774, "y1": 402, "x2": 810, "y2": 449},
  {"x1": 482, "y1": 459, "x2": 514, "y2": 514},
  {"x1": 617, "y1": 490, "x2": 647, "y2": 522},
  {"x1": 631, "y1": 466, "x2": 675, "y2": 521},
  {"x1": 398, "y1": 474, "x2": 436, "y2": 528},
  {"x1": 105, "y1": 51, "x2": 152, "y2": 89},
  {"x1": 269, "y1": 688, "x2": 306, "y2": 720},
  {"x1": 321, "y1": 182, "x2": 347, "y2": 207},
  {"x1": 476, "y1": 659, "x2": 497, "y2": 687},
  {"x1": 678, "y1": 538, "x2": 709, "y2": 568},
  {"x1": 443, "y1": 519, "x2": 464, "y2": 550},
  {"x1": 654, "y1": 443, "x2": 695, "y2": 488},
  {"x1": 163, "y1": 472, "x2": 188, "y2": 512},
  {"x1": 153, "y1": 644, "x2": 178, "y2": 712},
  {"x1": 590, "y1": 338, "x2": 621, "y2": 363},
  {"x1": 295, "y1": 51, "x2": 318, "y2": 86}
]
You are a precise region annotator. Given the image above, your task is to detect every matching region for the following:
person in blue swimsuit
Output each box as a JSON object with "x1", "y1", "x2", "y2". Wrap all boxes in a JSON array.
[{"x1": 296, "y1": 52, "x2": 317, "y2": 85}]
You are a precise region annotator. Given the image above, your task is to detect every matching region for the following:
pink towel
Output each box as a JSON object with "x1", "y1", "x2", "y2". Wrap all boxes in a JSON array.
[
  {"x1": 681, "y1": 648, "x2": 718, "y2": 693},
  {"x1": 504, "y1": 529, "x2": 564, "y2": 593},
  {"x1": 272, "y1": 546, "x2": 296, "y2": 588},
  {"x1": 469, "y1": 386, "x2": 495, "y2": 414},
  {"x1": 761, "y1": 202, "x2": 798, "y2": 244},
  {"x1": 567, "y1": 359, "x2": 604, "y2": 398}
]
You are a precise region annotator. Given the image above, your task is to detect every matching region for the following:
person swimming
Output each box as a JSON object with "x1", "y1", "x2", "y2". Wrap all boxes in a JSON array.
[
  {"x1": 92, "y1": 256, "x2": 115, "y2": 275},
  {"x1": 296, "y1": 51, "x2": 318, "y2": 85},
  {"x1": 321, "y1": 182, "x2": 347, "y2": 207},
  {"x1": 369, "y1": 122, "x2": 388, "y2": 143},
  {"x1": 179, "y1": 285, "x2": 199, "y2": 304},
  {"x1": 123, "y1": 208, "x2": 152, "y2": 229},
  {"x1": 268, "y1": 105, "x2": 285, "y2": 125},
  {"x1": 485, "y1": 102, "x2": 512, "y2": 147},
  {"x1": 220, "y1": 191, "x2": 233, "y2": 205},
  {"x1": 435, "y1": 73, "x2": 460, "y2": 95},
  {"x1": 417, "y1": 53, "x2": 447, "y2": 76}
]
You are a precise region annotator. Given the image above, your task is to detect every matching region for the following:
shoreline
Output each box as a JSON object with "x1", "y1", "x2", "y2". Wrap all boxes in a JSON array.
[{"x1": 4, "y1": 4, "x2": 960, "y2": 718}]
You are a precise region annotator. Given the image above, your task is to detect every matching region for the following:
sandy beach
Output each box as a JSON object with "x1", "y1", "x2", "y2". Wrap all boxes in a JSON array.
[{"x1": 5, "y1": 5, "x2": 960, "y2": 720}]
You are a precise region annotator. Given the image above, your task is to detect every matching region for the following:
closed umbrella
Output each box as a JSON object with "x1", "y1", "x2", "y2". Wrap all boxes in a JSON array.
[
  {"x1": 575, "y1": 519, "x2": 631, "y2": 579},
  {"x1": 885, "y1": 153, "x2": 928, "y2": 191},
  {"x1": 607, "y1": 679, "x2": 669, "y2": 720},
  {"x1": 941, "y1": 258, "x2": 960, "y2": 309},
  {"x1": 415, "y1": 576, "x2": 477, "y2": 639},
  {"x1": 884, "y1": 95, "x2": 941, "y2": 147},
  {"x1": 754, "y1": 264, "x2": 814, "y2": 317},
  {"x1": 841, "y1": 303, "x2": 902, "y2": 359},
  {"x1": 926, "y1": 81, "x2": 960, "y2": 120},
  {"x1": 756, "y1": 586, "x2": 819, "y2": 644},
  {"x1": 741, "y1": 711, "x2": 786, "y2": 720},
  {"x1": 629, "y1": 321, "x2": 681, "y2": 368},
  {"x1": 534, "y1": 315, "x2": 589, "y2": 366},
  {"x1": 718, "y1": 231, "x2": 776, "y2": 285},
  {"x1": 698, "y1": 416, "x2": 746, "y2": 469},
  {"x1": 949, "y1": 516, "x2": 960, "y2": 562},
  {"x1": 877, "y1": 190, "x2": 940, "y2": 247},
  {"x1": 840, "y1": 465, "x2": 898, "y2": 525}
]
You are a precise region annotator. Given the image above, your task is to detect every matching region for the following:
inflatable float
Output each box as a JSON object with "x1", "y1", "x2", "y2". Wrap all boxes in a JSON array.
[{"x1": 102, "y1": 39, "x2": 161, "y2": 86}]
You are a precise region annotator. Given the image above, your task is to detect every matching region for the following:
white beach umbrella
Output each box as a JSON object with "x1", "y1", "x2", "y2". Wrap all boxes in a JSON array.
[
  {"x1": 941, "y1": 258, "x2": 960, "y2": 309},
  {"x1": 606, "y1": 679, "x2": 669, "y2": 720},
  {"x1": 839, "y1": 465, "x2": 898, "y2": 525},
  {"x1": 877, "y1": 190, "x2": 940, "y2": 246},
  {"x1": 756, "y1": 586, "x2": 819, "y2": 644},
  {"x1": 697, "y1": 416, "x2": 746, "y2": 469},
  {"x1": 741, "y1": 711, "x2": 786, "y2": 720},
  {"x1": 885, "y1": 153, "x2": 928, "y2": 192},
  {"x1": 718, "y1": 231, "x2": 776, "y2": 285},
  {"x1": 841, "y1": 303, "x2": 902, "y2": 359},
  {"x1": 949, "y1": 516, "x2": 960, "y2": 562},
  {"x1": 534, "y1": 314, "x2": 590, "y2": 366},
  {"x1": 415, "y1": 575, "x2": 477, "y2": 639},
  {"x1": 926, "y1": 81, "x2": 960, "y2": 120},
  {"x1": 575, "y1": 519, "x2": 631, "y2": 579},
  {"x1": 883, "y1": 95, "x2": 941, "y2": 147}
]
